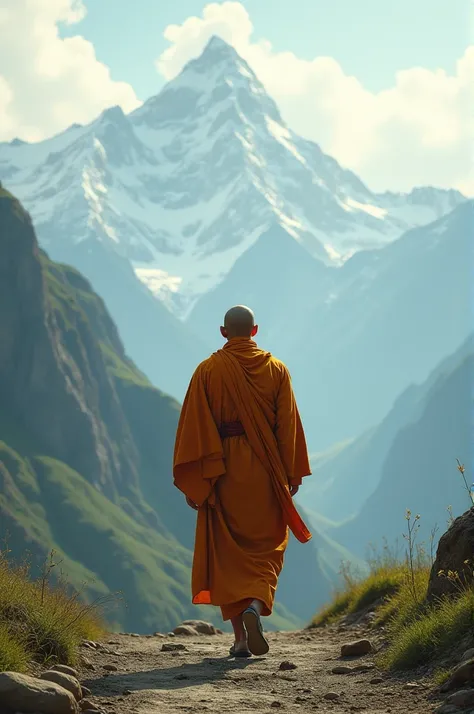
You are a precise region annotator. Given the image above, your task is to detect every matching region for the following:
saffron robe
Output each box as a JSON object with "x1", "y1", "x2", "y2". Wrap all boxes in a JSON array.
[{"x1": 173, "y1": 337, "x2": 311, "y2": 620}]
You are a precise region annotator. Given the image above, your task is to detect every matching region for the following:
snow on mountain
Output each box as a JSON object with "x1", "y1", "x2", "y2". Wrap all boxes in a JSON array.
[{"x1": 0, "y1": 36, "x2": 465, "y2": 317}]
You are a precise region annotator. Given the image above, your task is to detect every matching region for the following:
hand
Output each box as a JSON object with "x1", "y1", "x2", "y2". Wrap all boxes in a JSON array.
[
  {"x1": 186, "y1": 496, "x2": 199, "y2": 511},
  {"x1": 289, "y1": 485, "x2": 299, "y2": 497}
]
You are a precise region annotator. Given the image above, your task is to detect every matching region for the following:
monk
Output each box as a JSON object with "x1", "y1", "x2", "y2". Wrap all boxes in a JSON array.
[{"x1": 173, "y1": 305, "x2": 311, "y2": 657}]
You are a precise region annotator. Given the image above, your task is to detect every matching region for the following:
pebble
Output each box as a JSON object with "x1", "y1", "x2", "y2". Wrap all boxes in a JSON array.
[
  {"x1": 370, "y1": 677, "x2": 384, "y2": 684},
  {"x1": 270, "y1": 702, "x2": 282, "y2": 708},
  {"x1": 323, "y1": 692, "x2": 340, "y2": 701},
  {"x1": 353, "y1": 663, "x2": 376, "y2": 672},
  {"x1": 102, "y1": 664, "x2": 118, "y2": 672}
]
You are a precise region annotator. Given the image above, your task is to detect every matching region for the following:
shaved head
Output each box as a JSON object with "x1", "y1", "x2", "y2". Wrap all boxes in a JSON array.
[{"x1": 221, "y1": 305, "x2": 257, "y2": 339}]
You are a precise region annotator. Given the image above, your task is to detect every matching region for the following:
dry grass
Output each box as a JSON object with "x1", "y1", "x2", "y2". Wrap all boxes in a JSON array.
[
  {"x1": 0, "y1": 548, "x2": 105, "y2": 672},
  {"x1": 311, "y1": 544, "x2": 408, "y2": 628}
]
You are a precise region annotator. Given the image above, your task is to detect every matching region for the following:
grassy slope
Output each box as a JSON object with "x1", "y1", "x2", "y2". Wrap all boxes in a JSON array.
[{"x1": 311, "y1": 531, "x2": 474, "y2": 676}]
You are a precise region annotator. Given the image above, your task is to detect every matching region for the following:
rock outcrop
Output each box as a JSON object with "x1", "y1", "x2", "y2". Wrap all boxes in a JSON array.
[{"x1": 428, "y1": 508, "x2": 474, "y2": 600}]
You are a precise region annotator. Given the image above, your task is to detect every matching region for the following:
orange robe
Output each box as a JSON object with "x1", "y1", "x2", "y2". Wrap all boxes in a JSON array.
[{"x1": 173, "y1": 337, "x2": 311, "y2": 621}]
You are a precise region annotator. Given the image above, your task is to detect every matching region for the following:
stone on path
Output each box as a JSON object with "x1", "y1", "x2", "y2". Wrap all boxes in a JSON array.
[
  {"x1": 40, "y1": 670, "x2": 82, "y2": 701},
  {"x1": 341, "y1": 639, "x2": 373, "y2": 657},
  {"x1": 103, "y1": 664, "x2": 118, "y2": 672},
  {"x1": 0, "y1": 671, "x2": 78, "y2": 713},
  {"x1": 161, "y1": 642, "x2": 186, "y2": 652},
  {"x1": 324, "y1": 691, "x2": 340, "y2": 700},
  {"x1": 279, "y1": 661, "x2": 297, "y2": 671},
  {"x1": 332, "y1": 666, "x2": 353, "y2": 674},
  {"x1": 51, "y1": 665, "x2": 79, "y2": 679}
]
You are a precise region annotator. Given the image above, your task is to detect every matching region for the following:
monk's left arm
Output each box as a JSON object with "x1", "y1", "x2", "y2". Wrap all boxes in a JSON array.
[{"x1": 275, "y1": 366, "x2": 312, "y2": 486}]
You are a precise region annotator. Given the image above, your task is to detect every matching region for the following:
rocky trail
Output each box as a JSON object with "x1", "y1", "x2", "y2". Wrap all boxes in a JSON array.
[{"x1": 74, "y1": 627, "x2": 442, "y2": 714}]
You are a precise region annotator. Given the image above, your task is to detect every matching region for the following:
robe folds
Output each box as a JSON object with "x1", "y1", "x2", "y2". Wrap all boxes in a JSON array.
[{"x1": 173, "y1": 337, "x2": 311, "y2": 621}]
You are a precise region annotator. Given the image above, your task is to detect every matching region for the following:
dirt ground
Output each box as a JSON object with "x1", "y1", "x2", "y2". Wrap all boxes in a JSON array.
[{"x1": 77, "y1": 624, "x2": 442, "y2": 714}]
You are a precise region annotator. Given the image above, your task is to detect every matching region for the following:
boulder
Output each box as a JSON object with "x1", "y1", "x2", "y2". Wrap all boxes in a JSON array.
[
  {"x1": 0, "y1": 671, "x2": 78, "y2": 713},
  {"x1": 173, "y1": 625, "x2": 199, "y2": 636},
  {"x1": 181, "y1": 620, "x2": 220, "y2": 635},
  {"x1": 428, "y1": 508, "x2": 474, "y2": 600},
  {"x1": 40, "y1": 671, "x2": 82, "y2": 701}
]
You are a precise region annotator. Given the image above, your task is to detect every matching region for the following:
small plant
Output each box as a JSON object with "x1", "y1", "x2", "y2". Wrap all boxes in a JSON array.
[{"x1": 403, "y1": 510, "x2": 421, "y2": 605}]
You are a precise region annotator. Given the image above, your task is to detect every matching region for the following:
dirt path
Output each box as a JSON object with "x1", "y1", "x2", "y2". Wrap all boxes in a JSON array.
[{"x1": 78, "y1": 627, "x2": 440, "y2": 714}]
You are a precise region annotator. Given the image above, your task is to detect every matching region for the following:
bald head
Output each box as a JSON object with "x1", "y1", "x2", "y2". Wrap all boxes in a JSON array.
[{"x1": 221, "y1": 305, "x2": 258, "y2": 339}]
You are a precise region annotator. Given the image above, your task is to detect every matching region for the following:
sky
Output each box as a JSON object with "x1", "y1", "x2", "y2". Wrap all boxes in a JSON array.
[{"x1": 0, "y1": 0, "x2": 473, "y2": 193}]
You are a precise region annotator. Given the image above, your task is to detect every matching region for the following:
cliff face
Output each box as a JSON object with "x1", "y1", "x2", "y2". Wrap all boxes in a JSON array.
[{"x1": 0, "y1": 188, "x2": 134, "y2": 502}]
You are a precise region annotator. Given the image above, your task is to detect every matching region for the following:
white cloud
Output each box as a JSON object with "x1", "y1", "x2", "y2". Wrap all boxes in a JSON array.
[
  {"x1": 0, "y1": 0, "x2": 141, "y2": 143},
  {"x1": 157, "y1": 2, "x2": 474, "y2": 194}
]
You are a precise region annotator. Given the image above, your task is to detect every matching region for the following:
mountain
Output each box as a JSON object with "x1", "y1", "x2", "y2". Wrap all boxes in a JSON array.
[
  {"x1": 286, "y1": 201, "x2": 473, "y2": 450},
  {"x1": 330, "y1": 334, "x2": 474, "y2": 557},
  {"x1": 0, "y1": 36, "x2": 464, "y2": 325},
  {"x1": 0, "y1": 186, "x2": 337, "y2": 630},
  {"x1": 187, "y1": 222, "x2": 333, "y2": 348}
]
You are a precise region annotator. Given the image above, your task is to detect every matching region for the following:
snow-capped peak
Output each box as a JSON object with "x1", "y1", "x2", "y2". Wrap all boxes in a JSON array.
[{"x1": 0, "y1": 39, "x2": 466, "y2": 317}]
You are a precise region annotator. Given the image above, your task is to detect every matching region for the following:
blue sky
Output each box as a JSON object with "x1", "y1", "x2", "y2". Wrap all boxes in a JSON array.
[{"x1": 62, "y1": 0, "x2": 471, "y2": 102}]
